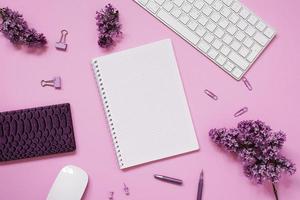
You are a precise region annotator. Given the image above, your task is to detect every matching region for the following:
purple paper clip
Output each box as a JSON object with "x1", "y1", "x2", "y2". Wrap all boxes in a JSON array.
[
  {"x1": 109, "y1": 192, "x2": 114, "y2": 200},
  {"x1": 234, "y1": 107, "x2": 248, "y2": 117},
  {"x1": 204, "y1": 89, "x2": 218, "y2": 100},
  {"x1": 123, "y1": 183, "x2": 130, "y2": 195},
  {"x1": 55, "y1": 30, "x2": 68, "y2": 51},
  {"x1": 41, "y1": 77, "x2": 61, "y2": 89},
  {"x1": 242, "y1": 77, "x2": 253, "y2": 91}
]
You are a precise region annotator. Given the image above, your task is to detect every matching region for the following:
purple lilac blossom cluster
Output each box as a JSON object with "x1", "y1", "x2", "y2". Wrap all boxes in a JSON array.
[
  {"x1": 0, "y1": 7, "x2": 47, "y2": 47},
  {"x1": 96, "y1": 4, "x2": 122, "y2": 48},
  {"x1": 209, "y1": 120, "x2": 296, "y2": 184}
]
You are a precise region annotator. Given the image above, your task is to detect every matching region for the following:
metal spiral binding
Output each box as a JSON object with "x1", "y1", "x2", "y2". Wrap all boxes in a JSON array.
[{"x1": 93, "y1": 60, "x2": 124, "y2": 167}]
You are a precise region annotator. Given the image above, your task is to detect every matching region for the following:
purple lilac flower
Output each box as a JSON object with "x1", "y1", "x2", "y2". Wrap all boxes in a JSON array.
[
  {"x1": 209, "y1": 120, "x2": 296, "y2": 184},
  {"x1": 96, "y1": 4, "x2": 122, "y2": 48},
  {"x1": 0, "y1": 7, "x2": 47, "y2": 47}
]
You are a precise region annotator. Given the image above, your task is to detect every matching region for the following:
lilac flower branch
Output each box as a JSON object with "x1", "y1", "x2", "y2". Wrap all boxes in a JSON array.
[
  {"x1": 209, "y1": 120, "x2": 296, "y2": 200},
  {"x1": 96, "y1": 4, "x2": 122, "y2": 48},
  {"x1": 0, "y1": 7, "x2": 47, "y2": 47}
]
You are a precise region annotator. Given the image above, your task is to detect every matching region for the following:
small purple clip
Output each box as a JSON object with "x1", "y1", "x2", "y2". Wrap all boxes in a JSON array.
[
  {"x1": 123, "y1": 183, "x2": 130, "y2": 195},
  {"x1": 204, "y1": 89, "x2": 218, "y2": 100},
  {"x1": 55, "y1": 30, "x2": 68, "y2": 51},
  {"x1": 109, "y1": 192, "x2": 114, "y2": 200},
  {"x1": 234, "y1": 107, "x2": 248, "y2": 117},
  {"x1": 41, "y1": 77, "x2": 61, "y2": 89},
  {"x1": 242, "y1": 77, "x2": 252, "y2": 91}
]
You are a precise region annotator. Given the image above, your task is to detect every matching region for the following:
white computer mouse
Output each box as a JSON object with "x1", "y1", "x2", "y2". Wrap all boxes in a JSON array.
[{"x1": 47, "y1": 165, "x2": 88, "y2": 200}]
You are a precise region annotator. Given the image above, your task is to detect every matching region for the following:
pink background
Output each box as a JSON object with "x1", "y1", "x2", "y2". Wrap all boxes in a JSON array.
[{"x1": 1, "y1": 0, "x2": 300, "y2": 199}]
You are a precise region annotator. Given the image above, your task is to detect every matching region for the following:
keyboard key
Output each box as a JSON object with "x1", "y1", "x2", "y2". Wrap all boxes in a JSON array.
[
  {"x1": 204, "y1": 32, "x2": 214, "y2": 43},
  {"x1": 227, "y1": 25, "x2": 237, "y2": 35},
  {"x1": 155, "y1": 0, "x2": 165, "y2": 5},
  {"x1": 231, "y1": 40, "x2": 241, "y2": 51},
  {"x1": 198, "y1": 39, "x2": 210, "y2": 52},
  {"x1": 163, "y1": 1, "x2": 173, "y2": 11},
  {"x1": 212, "y1": 0, "x2": 223, "y2": 11},
  {"x1": 211, "y1": 12, "x2": 221, "y2": 22},
  {"x1": 248, "y1": 15, "x2": 258, "y2": 25},
  {"x1": 182, "y1": 3, "x2": 193, "y2": 13},
  {"x1": 235, "y1": 31, "x2": 245, "y2": 41},
  {"x1": 212, "y1": 39, "x2": 223, "y2": 49},
  {"x1": 237, "y1": 20, "x2": 248, "y2": 30},
  {"x1": 221, "y1": 7, "x2": 231, "y2": 18},
  {"x1": 188, "y1": 20, "x2": 198, "y2": 30},
  {"x1": 157, "y1": 9, "x2": 200, "y2": 44},
  {"x1": 139, "y1": 0, "x2": 149, "y2": 5},
  {"x1": 228, "y1": 51, "x2": 249, "y2": 70},
  {"x1": 214, "y1": 28, "x2": 225, "y2": 38},
  {"x1": 247, "y1": 43, "x2": 262, "y2": 62},
  {"x1": 223, "y1": 34, "x2": 233, "y2": 44},
  {"x1": 239, "y1": 8, "x2": 250, "y2": 19},
  {"x1": 222, "y1": 0, "x2": 233, "y2": 6},
  {"x1": 246, "y1": 51, "x2": 256, "y2": 62},
  {"x1": 179, "y1": 14, "x2": 190, "y2": 24},
  {"x1": 216, "y1": 54, "x2": 227, "y2": 65},
  {"x1": 231, "y1": 2, "x2": 241, "y2": 13},
  {"x1": 223, "y1": 61, "x2": 235, "y2": 71},
  {"x1": 219, "y1": 18, "x2": 229, "y2": 28},
  {"x1": 239, "y1": 46, "x2": 250, "y2": 57},
  {"x1": 208, "y1": 48, "x2": 219, "y2": 59},
  {"x1": 245, "y1": 26, "x2": 256, "y2": 36},
  {"x1": 256, "y1": 21, "x2": 266, "y2": 31},
  {"x1": 243, "y1": 37, "x2": 254, "y2": 48},
  {"x1": 189, "y1": 9, "x2": 200, "y2": 19},
  {"x1": 196, "y1": 26, "x2": 207, "y2": 36},
  {"x1": 221, "y1": 45, "x2": 231, "y2": 56},
  {"x1": 203, "y1": 6, "x2": 213, "y2": 16},
  {"x1": 232, "y1": 67, "x2": 243, "y2": 79},
  {"x1": 229, "y1": 13, "x2": 239, "y2": 24},
  {"x1": 264, "y1": 27, "x2": 275, "y2": 38},
  {"x1": 174, "y1": 0, "x2": 184, "y2": 7},
  {"x1": 198, "y1": 15, "x2": 208, "y2": 25},
  {"x1": 204, "y1": 0, "x2": 214, "y2": 5},
  {"x1": 147, "y1": 1, "x2": 160, "y2": 13},
  {"x1": 254, "y1": 32, "x2": 268, "y2": 46},
  {"x1": 171, "y1": 8, "x2": 182, "y2": 18},
  {"x1": 206, "y1": 22, "x2": 217, "y2": 32},
  {"x1": 194, "y1": 0, "x2": 204, "y2": 10}
]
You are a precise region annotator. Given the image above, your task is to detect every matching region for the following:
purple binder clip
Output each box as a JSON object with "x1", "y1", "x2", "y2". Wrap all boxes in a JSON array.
[
  {"x1": 55, "y1": 30, "x2": 68, "y2": 51},
  {"x1": 41, "y1": 77, "x2": 61, "y2": 89}
]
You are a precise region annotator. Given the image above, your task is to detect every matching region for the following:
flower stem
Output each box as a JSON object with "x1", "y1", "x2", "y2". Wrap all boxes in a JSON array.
[{"x1": 272, "y1": 183, "x2": 279, "y2": 200}]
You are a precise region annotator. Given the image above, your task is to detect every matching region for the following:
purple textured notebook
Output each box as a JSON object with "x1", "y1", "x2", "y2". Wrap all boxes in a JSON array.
[{"x1": 0, "y1": 103, "x2": 76, "y2": 162}]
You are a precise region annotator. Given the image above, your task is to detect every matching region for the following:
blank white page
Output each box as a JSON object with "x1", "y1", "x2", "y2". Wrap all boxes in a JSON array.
[{"x1": 92, "y1": 39, "x2": 199, "y2": 169}]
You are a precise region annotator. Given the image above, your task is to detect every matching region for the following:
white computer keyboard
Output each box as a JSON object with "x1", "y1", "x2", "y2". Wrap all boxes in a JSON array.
[{"x1": 134, "y1": 0, "x2": 276, "y2": 80}]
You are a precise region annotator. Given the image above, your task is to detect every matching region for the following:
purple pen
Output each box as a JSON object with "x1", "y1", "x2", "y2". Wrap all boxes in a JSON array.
[
  {"x1": 154, "y1": 174, "x2": 183, "y2": 185},
  {"x1": 197, "y1": 170, "x2": 204, "y2": 200}
]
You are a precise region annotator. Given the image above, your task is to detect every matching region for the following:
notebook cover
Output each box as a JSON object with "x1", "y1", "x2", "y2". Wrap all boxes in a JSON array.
[
  {"x1": 0, "y1": 103, "x2": 76, "y2": 162},
  {"x1": 92, "y1": 39, "x2": 199, "y2": 169}
]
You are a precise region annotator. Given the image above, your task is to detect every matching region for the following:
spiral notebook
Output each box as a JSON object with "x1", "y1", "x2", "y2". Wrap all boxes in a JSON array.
[{"x1": 92, "y1": 39, "x2": 199, "y2": 169}]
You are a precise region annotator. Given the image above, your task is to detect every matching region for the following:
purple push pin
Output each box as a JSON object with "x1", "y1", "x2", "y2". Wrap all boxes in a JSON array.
[
  {"x1": 109, "y1": 192, "x2": 114, "y2": 200},
  {"x1": 41, "y1": 77, "x2": 61, "y2": 89},
  {"x1": 55, "y1": 30, "x2": 68, "y2": 51},
  {"x1": 123, "y1": 183, "x2": 130, "y2": 195}
]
